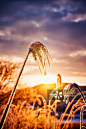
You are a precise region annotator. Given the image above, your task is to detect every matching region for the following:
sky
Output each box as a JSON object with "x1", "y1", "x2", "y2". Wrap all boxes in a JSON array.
[{"x1": 0, "y1": 0, "x2": 86, "y2": 86}]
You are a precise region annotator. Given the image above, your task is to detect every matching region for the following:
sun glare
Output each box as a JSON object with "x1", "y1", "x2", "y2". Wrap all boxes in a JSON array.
[{"x1": 42, "y1": 73, "x2": 55, "y2": 84}]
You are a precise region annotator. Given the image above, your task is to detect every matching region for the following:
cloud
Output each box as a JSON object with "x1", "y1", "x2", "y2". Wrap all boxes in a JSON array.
[
  {"x1": 63, "y1": 13, "x2": 86, "y2": 22},
  {"x1": 0, "y1": 0, "x2": 86, "y2": 85},
  {"x1": 69, "y1": 50, "x2": 86, "y2": 57}
]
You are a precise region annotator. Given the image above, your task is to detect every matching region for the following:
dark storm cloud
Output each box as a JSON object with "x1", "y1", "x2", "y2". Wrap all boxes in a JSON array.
[
  {"x1": 0, "y1": 0, "x2": 54, "y2": 18},
  {"x1": 0, "y1": 0, "x2": 86, "y2": 44},
  {"x1": 0, "y1": 0, "x2": 86, "y2": 27}
]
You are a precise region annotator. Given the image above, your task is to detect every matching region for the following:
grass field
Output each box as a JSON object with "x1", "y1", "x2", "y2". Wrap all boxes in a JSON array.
[{"x1": 0, "y1": 83, "x2": 86, "y2": 129}]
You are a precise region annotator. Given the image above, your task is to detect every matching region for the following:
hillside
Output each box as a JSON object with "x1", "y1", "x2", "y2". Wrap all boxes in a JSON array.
[
  {"x1": 0, "y1": 83, "x2": 86, "y2": 106},
  {"x1": 33, "y1": 83, "x2": 86, "y2": 100},
  {"x1": 33, "y1": 83, "x2": 71, "y2": 100},
  {"x1": 0, "y1": 83, "x2": 69, "y2": 105}
]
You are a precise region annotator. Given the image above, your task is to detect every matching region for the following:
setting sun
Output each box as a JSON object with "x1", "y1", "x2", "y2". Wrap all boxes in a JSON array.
[{"x1": 41, "y1": 73, "x2": 55, "y2": 84}]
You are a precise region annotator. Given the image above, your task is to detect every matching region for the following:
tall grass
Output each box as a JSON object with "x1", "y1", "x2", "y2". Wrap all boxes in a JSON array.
[{"x1": 0, "y1": 87, "x2": 86, "y2": 129}]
